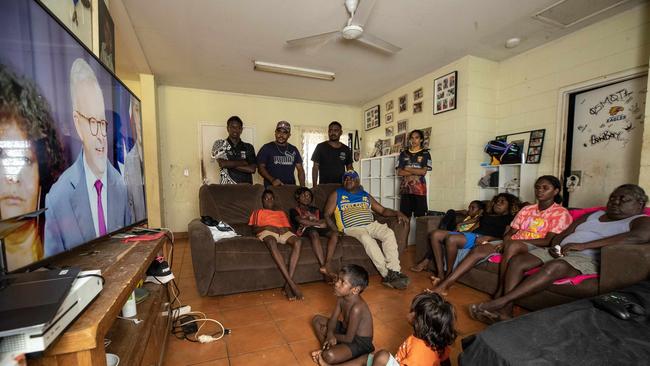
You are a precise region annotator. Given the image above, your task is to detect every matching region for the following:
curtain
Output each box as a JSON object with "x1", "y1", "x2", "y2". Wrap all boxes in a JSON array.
[{"x1": 299, "y1": 127, "x2": 327, "y2": 185}]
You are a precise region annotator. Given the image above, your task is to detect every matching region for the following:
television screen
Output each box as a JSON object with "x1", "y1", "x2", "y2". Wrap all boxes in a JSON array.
[{"x1": 0, "y1": 0, "x2": 147, "y2": 272}]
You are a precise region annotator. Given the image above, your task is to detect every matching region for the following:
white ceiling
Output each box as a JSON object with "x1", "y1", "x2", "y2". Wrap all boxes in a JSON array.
[{"x1": 115, "y1": 0, "x2": 646, "y2": 105}]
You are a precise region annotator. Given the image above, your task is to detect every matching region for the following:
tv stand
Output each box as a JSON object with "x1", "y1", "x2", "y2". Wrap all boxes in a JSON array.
[{"x1": 29, "y1": 235, "x2": 171, "y2": 366}]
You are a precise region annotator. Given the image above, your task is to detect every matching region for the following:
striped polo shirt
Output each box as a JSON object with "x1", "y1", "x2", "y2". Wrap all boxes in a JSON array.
[{"x1": 334, "y1": 188, "x2": 375, "y2": 231}]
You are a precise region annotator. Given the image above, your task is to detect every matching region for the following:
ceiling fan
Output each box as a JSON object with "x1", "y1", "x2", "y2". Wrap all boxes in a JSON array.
[{"x1": 286, "y1": 0, "x2": 401, "y2": 54}]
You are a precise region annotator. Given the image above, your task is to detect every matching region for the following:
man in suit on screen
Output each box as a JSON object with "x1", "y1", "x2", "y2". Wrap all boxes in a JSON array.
[{"x1": 44, "y1": 58, "x2": 131, "y2": 256}]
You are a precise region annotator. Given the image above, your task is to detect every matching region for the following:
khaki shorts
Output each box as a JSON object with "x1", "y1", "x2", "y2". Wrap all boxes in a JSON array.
[
  {"x1": 528, "y1": 247, "x2": 598, "y2": 275},
  {"x1": 257, "y1": 230, "x2": 296, "y2": 244}
]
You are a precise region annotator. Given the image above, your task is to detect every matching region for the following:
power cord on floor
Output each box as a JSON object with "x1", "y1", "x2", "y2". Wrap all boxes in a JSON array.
[{"x1": 172, "y1": 312, "x2": 229, "y2": 343}]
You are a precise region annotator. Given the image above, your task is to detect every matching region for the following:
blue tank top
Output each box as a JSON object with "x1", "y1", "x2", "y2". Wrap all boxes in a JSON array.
[{"x1": 334, "y1": 188, "x2": 374, "y2": 231}]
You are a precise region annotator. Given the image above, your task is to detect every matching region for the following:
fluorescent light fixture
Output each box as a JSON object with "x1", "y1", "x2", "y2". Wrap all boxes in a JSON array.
[{"x1": 253, "y1": 61, "x2": 335, "y2": 81}]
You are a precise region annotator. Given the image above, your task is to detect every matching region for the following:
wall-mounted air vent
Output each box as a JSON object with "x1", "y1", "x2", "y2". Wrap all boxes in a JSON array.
[{"x1": 533, "y1": 0, "x2": 632, "y2": 28}]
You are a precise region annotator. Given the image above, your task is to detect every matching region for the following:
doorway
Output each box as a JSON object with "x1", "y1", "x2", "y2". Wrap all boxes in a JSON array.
[{"x1": 563, "y1": 75, "x2": 647, "y2": 207}]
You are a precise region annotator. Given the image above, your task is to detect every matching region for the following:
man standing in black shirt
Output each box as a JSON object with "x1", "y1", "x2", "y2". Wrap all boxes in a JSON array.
[
  {"x1": 216, "y1": 116, "x2": 257, "y2": 184},
  {"x1": 311, "y1": 121, "x2": 353, "y2": 185}
]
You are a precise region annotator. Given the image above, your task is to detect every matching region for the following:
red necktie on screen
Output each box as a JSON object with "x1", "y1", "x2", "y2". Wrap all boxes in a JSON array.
[{"x1": 94, "y1": 179, "x2": 107, "y2": 236}]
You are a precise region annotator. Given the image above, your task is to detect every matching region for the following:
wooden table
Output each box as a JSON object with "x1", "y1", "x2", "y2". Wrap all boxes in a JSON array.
[{"x1": 30, "y1": 235, "x2": 170, "y2": 366}]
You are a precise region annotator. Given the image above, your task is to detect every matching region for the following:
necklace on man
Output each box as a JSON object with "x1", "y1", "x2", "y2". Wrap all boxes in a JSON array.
[{"x1": 275, "y1": 142, "x2": 288, "y2": 155}]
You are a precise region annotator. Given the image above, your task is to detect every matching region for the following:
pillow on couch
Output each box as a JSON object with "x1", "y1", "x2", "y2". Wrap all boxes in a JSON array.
[{"x1": 569, "y1": 206, "x2": 650, "y2": 221}]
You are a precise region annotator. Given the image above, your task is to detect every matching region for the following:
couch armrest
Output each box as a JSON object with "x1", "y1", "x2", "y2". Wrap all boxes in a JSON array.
[
  {"x1": 374, "y1": 215, "x2": 409, "y2": 253},
  {"x1": 599, "y1": 243, "x2": 650, "y2": 294},
  {"x1": 415, "y1": 216, "x2": 443, "y2": 261},
  {"x1": 188, "y1": 218, "x2": 216, "y2": 296}
]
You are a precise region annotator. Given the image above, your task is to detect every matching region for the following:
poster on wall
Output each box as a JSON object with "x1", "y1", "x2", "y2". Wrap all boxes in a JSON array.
[{"x1": 98, "y1": 0, "x2": 115, "y2": 72}]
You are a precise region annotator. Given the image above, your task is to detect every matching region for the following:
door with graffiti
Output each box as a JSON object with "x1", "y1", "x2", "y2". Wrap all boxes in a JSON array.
[{"x1": 563, "y1": 75, "x2": 647, "y2": 207}]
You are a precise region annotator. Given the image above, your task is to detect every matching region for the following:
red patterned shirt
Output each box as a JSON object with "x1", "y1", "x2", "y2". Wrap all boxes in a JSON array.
[{"x1": 510, "y1": 203, "x2": 572, "y2": 240}]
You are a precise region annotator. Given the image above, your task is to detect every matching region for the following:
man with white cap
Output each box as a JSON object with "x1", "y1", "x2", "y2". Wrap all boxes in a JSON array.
[
  {"x1": 324, "y1": 170, "x2": 410, "y2": 289},
  {"x1": 257, "y1": 120, "x2": 305, "y2": 186}
]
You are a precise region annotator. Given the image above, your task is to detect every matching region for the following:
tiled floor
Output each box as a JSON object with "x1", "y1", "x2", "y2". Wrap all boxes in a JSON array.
[{"x1": 163, "y1": 239, "x2": 491, "y2": 366}]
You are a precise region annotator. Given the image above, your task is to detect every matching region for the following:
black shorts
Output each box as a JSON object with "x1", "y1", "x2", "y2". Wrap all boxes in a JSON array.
[
  {"x1": 335, "y1": 321, "x2": 374, "y2": 358},
  {"x1": 400, "y1": 194, "x2": 428, "y2": 217}
]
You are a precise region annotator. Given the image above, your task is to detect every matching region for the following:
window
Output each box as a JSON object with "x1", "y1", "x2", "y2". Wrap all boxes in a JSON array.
[{"x1": 300, "y1": 128, "x2": 327, "y2": 185}]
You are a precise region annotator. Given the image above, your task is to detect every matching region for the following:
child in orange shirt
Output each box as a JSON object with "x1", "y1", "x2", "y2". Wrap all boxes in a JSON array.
[
  {"x1": 368, "y1": 292, "x2": 456, "y2": 366},
  {"x1": 249, "y1": 189, "x2": 303, "y2": 300}
]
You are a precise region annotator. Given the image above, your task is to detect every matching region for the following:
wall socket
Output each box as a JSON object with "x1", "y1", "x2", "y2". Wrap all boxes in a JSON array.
[{"x1": 183, "y1": 168, "x2": 189, "y2": 177}]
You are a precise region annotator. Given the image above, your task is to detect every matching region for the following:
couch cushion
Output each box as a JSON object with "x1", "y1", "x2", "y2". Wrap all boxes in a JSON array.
[
  {"x1": 212, "y1": 235, "x2": 344, "y2": 272},
  {"x1": 312, "y1": 184, "x2": 341, "y2": 211},
  {"x1": 268, "y1": 185, "x2": 300, "y2": 212},
  {"x1": 200, "y1": 184, "x2": 264, "y2": 223}
]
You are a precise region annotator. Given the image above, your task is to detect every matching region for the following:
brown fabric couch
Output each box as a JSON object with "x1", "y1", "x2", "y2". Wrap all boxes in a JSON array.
[
  {"x1": 188, "y1": 184, "x2": 409, "y2": 296},
  {"x1": 415, "y1": 214, "x2": 650, "y2": 310}
]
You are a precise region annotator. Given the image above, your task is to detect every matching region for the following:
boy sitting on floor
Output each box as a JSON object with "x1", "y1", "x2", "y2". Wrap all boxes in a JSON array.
[
  {"x1": 249, "y1": 189, "x2": 303, "y2": 300},
  {"x1": 311, "y1": 265, "x2": 374, "y2": 365}
]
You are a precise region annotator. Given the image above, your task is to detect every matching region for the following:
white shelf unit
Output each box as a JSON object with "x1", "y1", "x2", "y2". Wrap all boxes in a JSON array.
[
  {"x1": 479, "y1": 163, "x2": 538, "y2": 203},
  {"x1": 360, "y1": 154, "x2": 401, "y2": 211}
]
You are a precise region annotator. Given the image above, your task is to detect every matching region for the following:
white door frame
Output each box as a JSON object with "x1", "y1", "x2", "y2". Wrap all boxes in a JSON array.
[{"x1": 553, "y1": 66, "x2": 648, "y2": 178}]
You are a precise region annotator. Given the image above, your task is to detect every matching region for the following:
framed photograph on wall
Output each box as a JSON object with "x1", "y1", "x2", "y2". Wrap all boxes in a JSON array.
[
  {"x1": 413, "y1": 101, "x2": 423, "y2": 113},
  {"x1": 386, "y1": 112, "x2": 393, "y2": 124},
  {"x1": 364, "y1": 104, "x2": 380, "y2": 131},
  {"x1": 394, "y1": 132, "x2": 406, "y2": 148},
  {"x1": 526, "y1": 129, "x2": 545, "y2": 164},
  {"x1": 399, "y1": 94, "x2": 408, "y2": 113},
  {"x1": 98, "y1": 0, "x2": 115, "y2": 72},
  {"x1": 386, "y1": 100, "x2": 393, "y2": 111},
  {"x1": 385, "y1": 126, "x2": 394, "y2": 137},
  {"x1": 421, "y1": 127, "x2": 432, "y2": 148},
  {"x1": 397, "y1": 119, "x2": 408, "y2": 133},
  {"x1": 433, "y1": 71, "x2": 457, "y2": 115},
  {"x1": 413, "y1": 87, "x2": 423, "y2": 101}
]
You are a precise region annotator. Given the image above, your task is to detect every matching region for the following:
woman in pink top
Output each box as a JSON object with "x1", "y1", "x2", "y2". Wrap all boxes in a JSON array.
[
  {"x1": 428, "y1": 176, "x2": 572, "y2": 296},
  {"x1": 490, "y1": 175, "x2": 572, "y2": 297}
]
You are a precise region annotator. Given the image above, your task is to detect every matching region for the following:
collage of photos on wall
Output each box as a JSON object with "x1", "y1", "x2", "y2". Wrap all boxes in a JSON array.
[
  {"x1": 526, "y1": 129, "x2": 546, "y2": 164},
  {"x1": 365, "y1": 104, "x2": 380, "y2": 131},
  {"x1": 434, "y1": 70, "x2": 457, "y2": 114}
]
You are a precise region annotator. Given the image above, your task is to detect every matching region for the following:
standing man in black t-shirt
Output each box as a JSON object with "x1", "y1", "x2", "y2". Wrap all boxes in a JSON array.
[
  {"x1": 215, "y1": 116, "x2": 257, "y2": 184},
  {"x1": 311, "y1": 121, "x2": 353, "y2": 185}
]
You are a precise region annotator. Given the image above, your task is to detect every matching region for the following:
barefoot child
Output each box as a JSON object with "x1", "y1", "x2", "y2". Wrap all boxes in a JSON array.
[
  {"x1": 410, "y1": 200, "x2": 485, "y2": 272},
  {"x1": 317, "y1": 292, "x2": 457, "y2": 366},
  {"x1": 289, "y1": 187, "x2": 338, "y2": 281},
  {"x1": 249, "y1": 189, "x2": 303, "y2": 300},
  {"x1": 312, "y1": 265, "x2": 374, "y2": 365},
  {"x1": 429, "y1": 193, "x2": 520, "y2": 291},
  {"x1": 429, "y1": 176, "x2": 572, "y2": 298}
]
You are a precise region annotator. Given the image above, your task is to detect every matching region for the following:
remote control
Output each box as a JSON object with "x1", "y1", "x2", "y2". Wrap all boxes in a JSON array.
[{"x1": 592, "y1": 293, "x2": 646, "y2": 320}]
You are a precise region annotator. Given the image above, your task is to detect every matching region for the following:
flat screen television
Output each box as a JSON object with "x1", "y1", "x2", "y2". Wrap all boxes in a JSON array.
[{"x1": 0, "y1": 0, "x2": 147, "y2": 273}]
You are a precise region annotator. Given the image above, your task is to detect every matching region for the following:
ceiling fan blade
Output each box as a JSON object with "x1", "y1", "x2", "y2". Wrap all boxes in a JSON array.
[
  {"x1": 357, "y1": 32, "x2": 401, "y2": 53},
  {"x1": 350, "y1": 0, "x2": 376, "y2": 27},
  {"x1": 287, "y1": 31, "x2": 340, "y2": 47}
]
